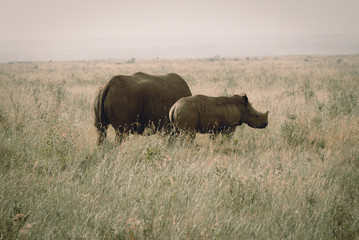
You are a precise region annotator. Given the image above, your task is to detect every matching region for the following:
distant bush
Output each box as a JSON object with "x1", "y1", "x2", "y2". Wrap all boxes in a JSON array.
[
  {"x1": 126, "y1": 57, "x2": 136, "y2": 64},
  {"x1": 300, "y1": 78, "x2": 315, "y2": 102},
  {"x1": 327, "y1": 79, "x2": 358, "y2": 117},
  {"x1": 209, "y1": 55, "x2": 221, "y2": 61}
]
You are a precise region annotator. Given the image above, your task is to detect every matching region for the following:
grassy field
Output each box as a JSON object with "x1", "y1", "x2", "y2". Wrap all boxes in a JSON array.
[{"x1": 0, "y1": 55, "x2": 358, "y2": 239}]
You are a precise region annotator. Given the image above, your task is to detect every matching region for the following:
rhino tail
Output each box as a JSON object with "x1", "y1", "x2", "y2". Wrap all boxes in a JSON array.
[
  {"x1": 168, "y1": 104, "x2": 180, "y2": 139},
  {"x1": 94, "y1": 82, "x2": 110, "y2": 130},
  {"x1": 169, "y1": 104, "x2": 176, "y2": 123}
]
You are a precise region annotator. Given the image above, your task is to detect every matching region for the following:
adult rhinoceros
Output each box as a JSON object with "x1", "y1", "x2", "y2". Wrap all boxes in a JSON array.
[
  {"x1": 93, "y1": 72, "x2": 192, "y2": 145},
  {"x1": 169, "y1": 94, "x2": 268, "y2": 140}
]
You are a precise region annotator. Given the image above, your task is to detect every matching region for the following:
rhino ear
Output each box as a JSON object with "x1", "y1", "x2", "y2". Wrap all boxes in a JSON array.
[{"x1": 242, "y1": 94, "x2": 248, "y2": 106}]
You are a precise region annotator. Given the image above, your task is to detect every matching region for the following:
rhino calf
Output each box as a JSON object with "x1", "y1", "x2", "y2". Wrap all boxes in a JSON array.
[{"x1": 169, "y1": 94, "x2": 268, "y2": 140}]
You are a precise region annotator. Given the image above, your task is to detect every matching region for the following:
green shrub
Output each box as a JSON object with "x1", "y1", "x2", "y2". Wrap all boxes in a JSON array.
[{"x1": 281, "y1": 120, "x2": 309, "y2": 147}]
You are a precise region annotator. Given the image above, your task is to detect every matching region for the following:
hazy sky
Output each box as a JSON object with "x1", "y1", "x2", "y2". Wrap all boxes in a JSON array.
[{"x1": 1, "y1": 0, "x2": 359, "y2": 41}]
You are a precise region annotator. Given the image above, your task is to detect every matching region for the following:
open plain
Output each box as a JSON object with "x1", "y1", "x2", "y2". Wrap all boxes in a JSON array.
[{"x1": 0, "y1": 55, "x2": 358, "y2": 239}]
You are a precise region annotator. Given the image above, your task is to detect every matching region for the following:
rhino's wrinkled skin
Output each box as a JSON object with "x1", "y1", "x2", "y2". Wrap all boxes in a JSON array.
[
  {"x1": 93, "y1": 72, "x2": 192, "y2": 145},
  {"x1": 169, "y1": 94, "x2": 268, "y2": 140}
]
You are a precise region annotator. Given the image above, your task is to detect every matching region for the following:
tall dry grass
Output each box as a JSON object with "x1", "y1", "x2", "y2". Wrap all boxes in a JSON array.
[{"x1": 0, "y1": 56, "x2": 358, "y2": 239}]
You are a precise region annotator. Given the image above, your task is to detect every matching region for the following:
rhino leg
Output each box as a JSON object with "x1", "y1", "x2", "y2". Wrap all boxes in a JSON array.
[
  {"x1": 96, "y1": 126, "x2": 108, "y2": 145},
  {"x1": 209, "y1": 132, "x2": 218, "y2": 141},
  {"x1": 220, "y1": 127, "x2": 236, "y2": 142},
  {"x1": 164, "y1": 122, "x2": 175, "y2": 136},
  {"x1": 180, "y1": 130, "x2": 196, "y2": 143},
  {"x1": 115, "y1": 130, "x2": 128, "y2": 145},
  {"x1": 168, "y1": 127, "x2": 196, "y2": 144},
  {"x1": 168, "y1": 126, "x2": 180, "y2": 143},
  {"x1": 187, "y1": 131, "x2": 196, "y2": 142}
]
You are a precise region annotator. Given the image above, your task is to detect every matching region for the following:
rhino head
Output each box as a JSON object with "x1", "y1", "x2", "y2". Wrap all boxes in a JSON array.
[{"x1": 237, "y1": 94, "x2": 268, "y2": 129}]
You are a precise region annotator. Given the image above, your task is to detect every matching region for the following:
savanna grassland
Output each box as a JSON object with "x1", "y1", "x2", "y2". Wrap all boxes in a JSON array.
[{"x1": 1, "y1": 55, "x2": 358, "y2": 239}]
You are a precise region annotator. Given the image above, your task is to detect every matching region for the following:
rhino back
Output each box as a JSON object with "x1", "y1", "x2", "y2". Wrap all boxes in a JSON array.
[
  {"x1": 134, "y1": 73, "x2": 191, "y2": 123},
  {"x1": 183, "y1": 95, "x2": 242, "y2": 132}
]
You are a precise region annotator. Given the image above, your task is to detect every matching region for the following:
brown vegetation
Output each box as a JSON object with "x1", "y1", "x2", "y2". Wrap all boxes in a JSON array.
[{"x1": 0, "y1": 55, "x2": 358, "y2": 239}]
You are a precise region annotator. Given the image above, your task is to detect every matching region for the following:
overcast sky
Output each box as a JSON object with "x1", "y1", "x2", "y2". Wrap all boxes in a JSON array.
[{"x1": 1, "y1": 0, "x2": 359, "y2": 41}]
